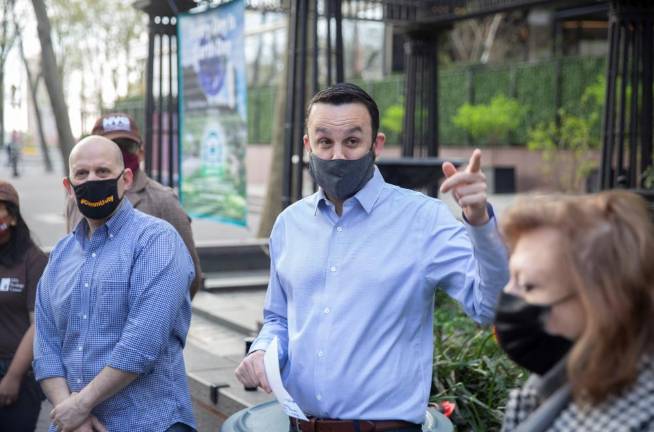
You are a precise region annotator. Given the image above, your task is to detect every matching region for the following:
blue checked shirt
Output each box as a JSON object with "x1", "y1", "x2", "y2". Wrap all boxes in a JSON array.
[
  {"x1": 251, "y1": 167, "x2": 509, "y2": 424},
  {"x1": 33, "y1": 199, "x2": 195, "y2": 431}
]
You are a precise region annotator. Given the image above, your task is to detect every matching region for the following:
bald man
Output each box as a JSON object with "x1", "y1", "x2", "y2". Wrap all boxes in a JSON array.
[
  {"x1": 65, "y1": 113, "x2": 203, "y2": 299},
  {"x1": 33, "y1": 136, "x2": 196, "y2": 432}
]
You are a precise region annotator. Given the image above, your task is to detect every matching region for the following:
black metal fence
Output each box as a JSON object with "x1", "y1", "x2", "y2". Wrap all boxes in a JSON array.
[{"x1": 600, "y1": 0, "x2": 654, "y2": 190}]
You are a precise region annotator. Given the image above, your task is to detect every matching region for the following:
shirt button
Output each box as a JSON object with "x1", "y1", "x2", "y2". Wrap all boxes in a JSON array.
[
  {"x1": 76, "y1": 378, "x2": 81, "y2": 384},
  {"x1": 91, "y1": 252, "x2": 96, "y2": 258},
  {"x1": 330, "y1": 266, "x2": 336, "y2": 272},
  {"x1": 316, "y1": 394, "x2": 322, "y2": 401},
  {"x1": 83, "y1": 315, "x2": 87, "y2": 319},
  {"x1": 324, "y1": 307, "x2": 330, "y2": 314},
  {"x1": 318, "y1": 350, "x2": 324, "y2": 357},
  {"x1": 109, "y1": 234, "x2": 114, "y2": 238},
  {"x1": 84, "y1": 283, "x2": 89, "y2": 288},
  {"x1": 78, "y1": 346, "x2": 82, "y2": 351},
  {"x1": 336, "y1": 226, "x2": 343, "y2": 232}
]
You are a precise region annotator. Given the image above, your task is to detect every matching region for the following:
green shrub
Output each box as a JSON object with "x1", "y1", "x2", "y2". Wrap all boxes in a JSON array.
[
  {"x1": 380, "y1": 103, "x2": 405, "y2": 146},
  {"x1": 452, "y1": 95, "x2": 525, "y2": 147},
  {"x1": 526, "y1": 75, "x2": 604, "y2": 191},
  {"x1": 642, "y1": 165, "x2": 654, "y2": 190},
  {"x1": 432, "y1": 292, "x2": 527, "y2": 431}
]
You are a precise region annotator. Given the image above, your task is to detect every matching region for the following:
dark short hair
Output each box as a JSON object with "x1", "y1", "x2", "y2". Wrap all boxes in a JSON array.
[
  {"x1": 113, "y1": 137, "x2": 141, "y2": 154},
  {"x1": 305, "y1": 83, "x2": 380, "y2": 139}
]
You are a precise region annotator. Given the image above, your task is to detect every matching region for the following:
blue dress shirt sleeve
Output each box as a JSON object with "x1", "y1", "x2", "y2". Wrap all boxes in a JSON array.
[
  {"x1": 250, "y1": 219, "x2": 289, "y2": 368},
  {"x1": 33, "y1": 262, "x2": 67, "y2": 381},
  {"x1": 425, "y1": 202, "x2": 509, "y2": 324},
  {"x1": 108, "y1": 227, "x2": 194, "y2": 374}
]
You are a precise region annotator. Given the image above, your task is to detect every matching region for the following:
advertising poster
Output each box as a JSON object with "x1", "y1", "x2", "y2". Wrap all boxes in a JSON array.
[{"x1": 178, "y1": 0, "x2": 247, "y2": 226}]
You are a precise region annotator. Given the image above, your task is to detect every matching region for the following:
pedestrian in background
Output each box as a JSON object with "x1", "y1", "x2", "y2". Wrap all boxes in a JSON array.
[
  {"x1": 8, "y1": 131, "x2": 22, "y2": 178},
  {"x1": 0, "y1": 180, "x2": 47, "y2": 431},
  {"x1": 65, "y1": 113, "x2": 203, "y2": 298},
  {"x1": 496, "y1": 191, "x2": 654, "y2": 431}
]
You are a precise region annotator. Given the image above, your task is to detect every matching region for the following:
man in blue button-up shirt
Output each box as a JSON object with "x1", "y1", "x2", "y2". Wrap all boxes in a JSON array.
[
  {"x1": 33, "y1": 136, "x2": 196, "y2": 432},
  {"x1": 235, "y1": 83, "x2": 509, "y2": 429}
]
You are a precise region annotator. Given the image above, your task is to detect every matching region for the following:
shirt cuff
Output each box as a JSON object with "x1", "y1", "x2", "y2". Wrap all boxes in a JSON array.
[
  {"x1": 249, "y1": 337, "x2": 271, "y2": 354},
  {"x1": 463, "y1": 204, "x2": 503, "y2": 249},
  {"x1": 33, "y1": 355, "x2": 66, "y2": 381},
  {"x1": 109, "y1": 343, "x2": 156, "y2": 375},
  {"x1": 250, "y1": 336, "x2": 287, "y2": 368}
]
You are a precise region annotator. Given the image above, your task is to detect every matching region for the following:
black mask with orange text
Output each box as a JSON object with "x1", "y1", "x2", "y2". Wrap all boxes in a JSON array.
[{"x1": 70, "y1": 171, "x2": 124, "y2": 220}]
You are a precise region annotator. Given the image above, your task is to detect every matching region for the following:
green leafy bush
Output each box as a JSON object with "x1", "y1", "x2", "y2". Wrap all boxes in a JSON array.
[
  {"x1": 642, "y1": 165, "x2": 654, "y2": 190},
  {"x1": 380, "y1": 103, "x2": 405, "y2": 146},
  {"x1": 452, "y1": 95, "x2": 525, "y2": 146},
  {"x1": 432, "y1": 292, "x2": 527, "y2": 431},
  {"x1": 526, "y1": 75, "x2": 604, "y2": 191}
]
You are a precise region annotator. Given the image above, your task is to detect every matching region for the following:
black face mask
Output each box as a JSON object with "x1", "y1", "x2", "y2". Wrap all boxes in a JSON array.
[
  {"x1": 494, "y1": 291, "x2": 575, "y2": 375},
  {"x1": 308, "y1": 149, "x2": 375, "y2": 200},
  {"x1": 70, "y1": 171, "x2": 124, "y2": 220}
]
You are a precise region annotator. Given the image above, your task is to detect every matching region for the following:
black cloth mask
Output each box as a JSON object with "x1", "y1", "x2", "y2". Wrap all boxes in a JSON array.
[
  {"x1": 308, "y1": 150, "x2": 375, "y2": 200},
  {"x1": 494, "y1": 291, "x2": 575, "y2": 375},
  {"x1": 70, "y1": 171, "x2": 124, "y2": 220}
]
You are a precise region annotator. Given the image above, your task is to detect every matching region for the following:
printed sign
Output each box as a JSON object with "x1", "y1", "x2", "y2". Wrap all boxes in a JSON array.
[{"x1": 178, "y1": 0, "x2": 248, "y2": 226}]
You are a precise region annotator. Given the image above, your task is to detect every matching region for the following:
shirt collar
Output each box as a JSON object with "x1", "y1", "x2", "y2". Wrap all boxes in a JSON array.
[
  {"x1": 311, "y1": 165, "x2": 385, "y2": 216},
  {"x1": 105, "y1": 198, "x2": 133, "y2": 236},
  {"x1": 72, "y1": 197, "x2": 134, "y2": 245}
]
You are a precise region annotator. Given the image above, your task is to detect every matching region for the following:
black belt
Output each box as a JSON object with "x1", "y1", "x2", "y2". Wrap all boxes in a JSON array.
[{"x1": 289, "y1": 417, "x2": 421, "y2": 432}]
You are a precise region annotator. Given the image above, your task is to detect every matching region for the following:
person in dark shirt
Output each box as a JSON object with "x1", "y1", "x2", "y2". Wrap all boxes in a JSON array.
[{"x1": 0, "y1": 180, "x2": 47, "y2": 431}]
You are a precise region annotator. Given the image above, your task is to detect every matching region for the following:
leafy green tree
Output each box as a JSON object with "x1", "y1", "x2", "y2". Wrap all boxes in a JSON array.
[{"x1": 48, "y1": 0, "x2": 146, "y2": 126}]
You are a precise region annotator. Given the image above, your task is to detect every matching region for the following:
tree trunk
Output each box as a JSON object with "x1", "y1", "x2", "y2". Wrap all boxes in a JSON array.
[
  {"x1": 257, "y1": 3, "x2": 316, "y2": 238},
  {"x1": 263, "y1": 27, "x2": 280, "y2": 86},
  {"x1": 31, "y1": 0, "x2": 75, "y2": 174},
  {"x1": 256, "y1": 54, "x2": 286, "y2": 238},
  {"x1": 0, "y1": 69, "x2": 4, "y2": 151},
  {"x1": 480, "y1": 13, "x2": 504, "y2": 64},
  {"x1": 0, "y1": 0, "x2": 10, "y2": 151},
  {"x1": 19, "y1": 37, "x2": 52, "y2": 172},
  {"x1": 250, "y1": 12, "x2": 266, "y2": 87}
]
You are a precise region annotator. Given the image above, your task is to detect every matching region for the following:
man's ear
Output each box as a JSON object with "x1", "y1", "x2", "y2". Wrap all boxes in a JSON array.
[
  {"x1": 373, "y1": 132, "x2": 385, "y2": 159},
  {"x1": 122, "y1": 168, "x2": 134, "y2": 191},
  {"x1": 63, "y1": 177, "x2": 74, "y2": 198},
  {"x1": 303, "y1": 134, "x2": 312, "y2": 154}
]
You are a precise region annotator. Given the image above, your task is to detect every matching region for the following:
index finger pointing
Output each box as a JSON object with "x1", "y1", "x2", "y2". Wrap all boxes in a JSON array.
[{"x1": 466, "y1": 149, "x2": 482, "y2": 174}]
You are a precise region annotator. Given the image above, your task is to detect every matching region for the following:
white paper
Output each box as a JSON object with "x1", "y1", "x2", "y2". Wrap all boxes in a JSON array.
[{"x1": 263, "y1": 336, "x2": 309, "y2": 421}]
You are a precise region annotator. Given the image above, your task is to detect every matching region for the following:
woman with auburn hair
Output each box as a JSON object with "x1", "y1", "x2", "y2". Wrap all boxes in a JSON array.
[{"x1": 494, "y1": 190, "x2": 654, "y2": 432}]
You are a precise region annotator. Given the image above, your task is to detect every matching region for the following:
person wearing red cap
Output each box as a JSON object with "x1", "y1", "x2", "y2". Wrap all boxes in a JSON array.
[
  {"x1": 0, "y1": 180, "x2": 47, "y2": 431},
  {"x1": 64, "y1": 113, "x2": 202, "y2": 298}
]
